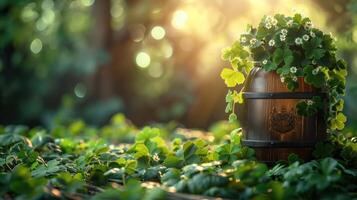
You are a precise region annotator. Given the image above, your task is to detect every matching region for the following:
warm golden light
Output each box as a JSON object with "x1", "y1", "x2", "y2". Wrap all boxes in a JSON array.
[
  {"x1": 135, "y1": 52, "x2": 151, "y2": 68},
  {"x1": 171, "y1": 10, "x2": 188, "y2": 29},
  {"x1": 151, "y1": 26, "x2": 166, "y2": 40}
]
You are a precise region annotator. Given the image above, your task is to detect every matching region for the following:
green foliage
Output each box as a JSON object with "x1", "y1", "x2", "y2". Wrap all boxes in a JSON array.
[
  {"x1": 220, "y1": 68, "x2": 245, "y2": 87},
  {"x1": 0, "y1": 0, "x2": 118, "y2": 126},
  {"x1": 209, "y1": 120, "x2": 240, "y2": 142},
  {"x1": 221, "y1": 13, "x2": 347, "y2": 131},
  {"x1": 1, "y1": 118, "x2": 357, "y2": 199}
]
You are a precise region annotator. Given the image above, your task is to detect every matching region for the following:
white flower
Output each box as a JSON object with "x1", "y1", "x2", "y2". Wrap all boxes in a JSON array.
[
  {"x1": 262, "y1": 59, "x2": 268, "y2": 65},
  {"x1": 280, "y1": 77, "x2": 285, "y2": 83},
  {"x1": 290, "y1": 66, "x2": 297, "y2": 73},
  {"x1": 307, "y1": 100, "x2": 314, "y2": 105},
  {"x1": 266, "y1": 16, "x2": 273, "y2": 23},
  {"x1": 281, "y1": 29, "x2": 288, "y2": 35},
  {"x1": 302, "y1": 34, "x2": 309, "y2": 41},
  {"x1": 180, "y1": 175, "x2": 188, "y2": 180},
  {"x1": 265, "y1": 22, "x2": 272, "y2": 29},
  {"x1": 271, "y1": 18, "x2": 278, "y2": 26},
  {"x1": 250, "y1": 38, "x2": 257, "y2": 46},
  {"x1": 280, "y1": 34, "x2": 286, "y2": 41},
  {"x1": 312, "y1": 60, "x2": 316, "y2": 65},
  {"x1": 295, "y1": 37, "x2": 303, "y2": 45},
  {"x1": 152, "y1": 153, "x2": 160, "y2": 162},
  {"x1": 292, "y1": 76, "x2": 298, "y2": 82},
  {"x1": 268, "y1": 39, "x2": 275, "y2": 46},
  {"x1": 304, "y1": 21, "x2": 313, "y2": 30},
  {"x1": 287, "y1": 20, "x2": 293, "y2": 27},
  {"x1": 240, "y1": 36, "x2": 247, "y2": 43},
  {"x1": 310, "y1": 31, "x2": 316, "y2": 38},
  {"x1": 312, "y1": 68, "x2": 319, "y2": 75}
]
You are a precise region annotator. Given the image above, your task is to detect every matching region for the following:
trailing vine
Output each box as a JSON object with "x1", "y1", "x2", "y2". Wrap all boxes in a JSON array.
[{"x1": 220, "y1": 13, "x2": 347, "y2": 132}]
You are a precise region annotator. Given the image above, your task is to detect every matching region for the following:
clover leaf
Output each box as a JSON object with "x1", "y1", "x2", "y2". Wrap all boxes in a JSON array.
[
  {"x1": 220, "y1": 68, "x2": 245, "y2": 87},
  {"x1": 221, "y1": 41, "x2": 249, "y2": 61},
  {"x1": 330, "y1": 112, "x2": 347, "y2": 130},
  {"x1": 303, "y1": 65, "x2": 325, "y2": 88},
  {"x1": 273, "y1": 47, "x2": 293, "y2": 66}
]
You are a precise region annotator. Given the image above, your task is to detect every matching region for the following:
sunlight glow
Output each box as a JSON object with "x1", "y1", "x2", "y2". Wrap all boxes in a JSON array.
[
  {"x1": 151, "y1": 26, "x2": 166, "y2": 40},
  {"x1": 171, "y1": 10, "x2": 188, "y2": 29},
  {"x1": 135, "y1": 52, "x2": 151, "y2": 68},
  {"x1": 134, "y1": 0, "x2": 327, "y2": 80}
]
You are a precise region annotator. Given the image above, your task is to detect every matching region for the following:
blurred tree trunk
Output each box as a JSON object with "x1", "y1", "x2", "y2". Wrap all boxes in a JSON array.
[
  {"x1": 89, "y1": 0, "x2": 114, "y2": 100},
  {"x1": 91, "y1": 0, "x2": 155, "y2": 124}
]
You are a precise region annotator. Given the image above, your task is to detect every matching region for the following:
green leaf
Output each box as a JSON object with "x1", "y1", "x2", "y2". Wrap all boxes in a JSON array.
[
  {"x1": 312, "y1": 49, "x2": 325, "y2": 60},
  {"x1": 331, "y1": 112, "x2": 347, "y2": 130},
  {"x1": 273, "y1": 48, "x2": 293, "y2": 66},
  {"x1": 232, "y1": 91, "x2": 243, "y2": 104},
  {"x1": 319, "y1": 158, "x2": 338, "y2": 175},
  {"x1": 288, "y1": 153, "x2": 302, "y2": 164},
  {"x1": 136, "y1": 127, "x2": 161, "y2": 142},
  {"x1": 32, "y1": 160, "x2": 66, "y2": 178},
  {"x1": 133, "y1": 143, "x2": 150, "y2": 159},
  {"x1": 283, "y1": 49, "x2": 293, "y2": 65},
  {"x1": 276, "y1": 65, "x2": 290, "y2": 76},
  {"x1": 229, "y1": 113, "x2": 237, "y2": 123},
  {"x1": 183, "y1": 141, "x2": 197, "y2": 160},
  {"x1": 293, "y1": 13, "x2": 303, "y2": 24},
  {"x1": 221, "y1": 41, "x2": 249, "y2": 61},
  {"x1": 163, "y1": 155, "x2": 183, "y2": 168},
  {"x1": 303, "y1": 65, "x2": 325, "y2": 88},
  {"x1": 273, "y1": 48, "x2": 284, "y2": 65},
  {"x1": 264, "y1": 61, "x2": 277, "y2": 71},
  {"x1": 220, "y1": 68, "x2": 245, "y2": 87},
  {"x1": 313, "y1": 142, "x2": 334, "y2": 158},
  {"x1": 0, "y1": 133, "x2": 25, "y2": 146}
]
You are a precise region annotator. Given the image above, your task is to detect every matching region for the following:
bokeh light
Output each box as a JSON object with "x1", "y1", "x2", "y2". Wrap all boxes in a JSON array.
[
  {"x1": 80, "y1": 0, "x2": 94, "y2": 7},
  {"x1": 171, "y1": 10, "x2": 188, "y2": 29},
  {"x1": 162, "y1": 42, "x2": 173, "y2": 58},
  {"x1": 74, "y1": 83, "x2": 87, "y2": 98},
  {"x1": 148, "y1": 62, "x2": 164, "y2": 78},
  {"x1": 4, "y1": 0, "x2": 357, "y2": 130},
  {"x1": 130, "y1": 24, "x2": 146, "y2": 42},
  {"x1": 30, "y1": 38, "x2": 43, "y2": 54},
  {"x1": 135, "y1": 52, "x2": 151, "y2": 68},
  {"x1": 151, "y1": 26, "x2": 166, "y2": 40},
  {"x1": 111, "y1": 0, "x2": 126, "y2": 30}
]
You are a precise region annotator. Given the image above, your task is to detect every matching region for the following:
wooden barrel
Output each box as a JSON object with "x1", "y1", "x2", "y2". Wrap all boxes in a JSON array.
[{"x1": 238, "y1": 67, "x2": 326, "y2": 164}]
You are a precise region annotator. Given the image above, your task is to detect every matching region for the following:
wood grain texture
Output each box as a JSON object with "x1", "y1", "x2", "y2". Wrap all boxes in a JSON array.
[{"x1": 238, "y1": 67, "x2": 326, "y2": 163}]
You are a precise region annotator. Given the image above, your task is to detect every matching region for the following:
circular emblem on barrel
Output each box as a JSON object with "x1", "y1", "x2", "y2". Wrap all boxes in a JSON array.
[{"x1": 270, "y1": 107, "x2": 295, "y2": 133}]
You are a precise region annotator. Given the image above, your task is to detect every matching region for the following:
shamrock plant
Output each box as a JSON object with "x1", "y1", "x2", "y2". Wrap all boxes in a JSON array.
[
  {"x1": 1, "y1": 122, "x2": 356, "y2": 199},
  {"x1": 220, "y1": 13, "x2": 348, "y2": 131}
]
